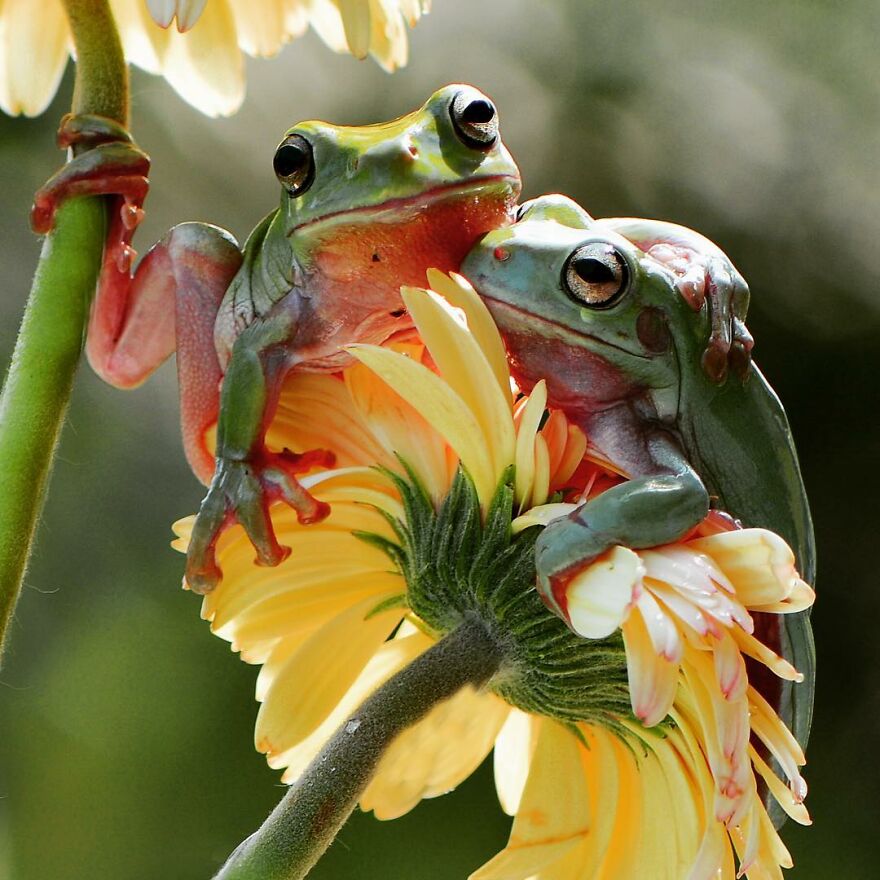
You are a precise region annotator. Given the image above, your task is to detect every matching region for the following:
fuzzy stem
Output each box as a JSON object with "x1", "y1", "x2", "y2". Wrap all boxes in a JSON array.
[
  {"x1": 214, "y1": 616, "x2": 505, "y2": 880},
  {"x1": 0, "y1": 0, "x2": 127, "y2": 662}
]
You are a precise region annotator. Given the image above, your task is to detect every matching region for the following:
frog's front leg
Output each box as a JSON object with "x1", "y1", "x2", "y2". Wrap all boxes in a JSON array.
[
  {"x1": 535, "y1": 416, "x2": 709, "y2": 625},
  {"x1": 185, "y1": 317, "x2": 334, "y2": 594},
  {"x1": 599, "y1": 218, "x2": 753, "y2": 382}
]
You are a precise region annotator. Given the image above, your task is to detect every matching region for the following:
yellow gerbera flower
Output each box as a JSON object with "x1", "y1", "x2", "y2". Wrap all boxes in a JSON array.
[
  {"x1": 173, "y1": 270, "x2": 813, "y2": 879},
  {"x1": 0, "y1": 0, "x2": 428, "y2": 118}
]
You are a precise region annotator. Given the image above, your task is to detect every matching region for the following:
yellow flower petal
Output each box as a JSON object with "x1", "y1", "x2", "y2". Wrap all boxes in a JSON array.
[
  {"x1": 471, "y1": 719, "x2": 589, "y2": 880},
  {"x1": 514, "y1": 380, "x2": 547, "y2": 510},
  {"x1": 641, "y1": 546, "x2": 752, "y2": 632},
  {"x1": 634, "y1": 590, "x2": 683, "y2": 663},
  {"x1": 566, "y1": 546, "x2": 643, "y2": 640},
  {"x1": 366, "y1": 0, "x2": 406, "y2": 70},
  {"x1": 344, "y1": 356, "x2": 450, "y2": 500},
  {"x1": 622, "y1": 610, "x2": 679, "y2": 727},
  {"x1": 254, "y1": 593, "x2": 403, "y2": 757},
  {"x1": 269, "y1": 373, "x2": 393, "y2": 469},
  {"x1": 642, "y1": 727, "x2": 705, "y2": 872},
  {"x1": 729, "y1": 625, "x2": 803, "y2": 682},
  {"x1": 159, "y1": 0, "x2": 244, "y2": 117},
  {"x1": 531, "y1": 433, "x2": 551, "y2": 507},
  {"x1": 226, "y1": 0, "x2": 305, "y2": 56},
  {"x1": 304, "y1": 0, "x2": 349, "y2": 52},
  {"x1": 216, "y1": 573, "x2": 400, "y2": 652},
  {"x1": 510, "y1": 502, "x2": 576, "y2": 534},
  {"x1": 749, "y1": 577, "x2": 815, "y2": 614},
  {"x1": 493, "y1": 709, "x2": 538, "y2": 816},
  {"x1": 552, "y1": 424, "x2": 588, "y2": 489},
  {"x1": 276, "y1": 629, "x2": 434, "y2": 781},
  {"x1": 748, "y1": 746, "x2": 811, "y2": 827},
  {"x1": 687, "y1": 529, "x2": 804, "y2": 609},
  {"x1": 587, "y1": 733, "x2": 642, "y2": 877},
  {"x1": 362, "y1": 690, "x2": 509, "y2": 819},
  {"x1": 349, "y1": 343, "x2": 497, "y2": 502},
  {"x1": 339, "y1": 0, "x2": 371, "y2": 58},
  {"x1": 110, "y1": 0, "x2": 168, "y2": 74},
  {"x1": 208, "y1": 527, "x2": 396, "y2": 627},
  {"x1": 425, "y1": 270, "x2": 512, "y2": 407},
  {"x1": 402, "y1": 285, "x2": 516, "y2": 479},
  {"x1": 748, "y1": 685, "x2": 807, "y2": 799},
  {"x1": 0, "y1": 0, "x2": 69, "y2": 117}
]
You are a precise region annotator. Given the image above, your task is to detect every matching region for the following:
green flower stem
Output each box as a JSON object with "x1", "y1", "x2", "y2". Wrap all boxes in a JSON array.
[
  {"x1": 0, "y1": 0, "x2": 127, "y2": 662},
  {"x1": 214, "y1": 616, "x2": 505, "y2": 880}
]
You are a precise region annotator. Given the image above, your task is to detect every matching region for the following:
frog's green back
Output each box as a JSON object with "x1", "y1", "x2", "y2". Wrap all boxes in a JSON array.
[{"x1": 678, "y1": 362, "x2": 816, "y2": 764}]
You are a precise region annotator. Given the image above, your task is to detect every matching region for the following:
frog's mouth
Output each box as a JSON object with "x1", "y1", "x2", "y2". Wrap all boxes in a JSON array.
[
  {"x1": 288, "y1": 174, "x2": 520, "y2": 237},
  {"x1": 479, "y1": 295, "x2": 653, "y2": 362}
]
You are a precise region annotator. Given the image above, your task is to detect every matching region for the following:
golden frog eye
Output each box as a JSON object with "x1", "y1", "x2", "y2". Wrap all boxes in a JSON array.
[
  {"x1": 563, "y1": 243, "x2": 629, "y2": 308},
  {"x1": 450, "y1": 89, "x2": 498, "y2": 150},
  {"x1": 273, "y1": 134, "x2": 314, "y2": 197}
]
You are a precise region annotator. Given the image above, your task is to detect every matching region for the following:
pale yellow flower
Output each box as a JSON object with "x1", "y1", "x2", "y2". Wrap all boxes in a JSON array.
[
  {"x1": 173, "y1": 271, "x2": 813, "y2": 879},
  {"x1": 0, "y1": 0, "x2": 429, "y2": 117}
]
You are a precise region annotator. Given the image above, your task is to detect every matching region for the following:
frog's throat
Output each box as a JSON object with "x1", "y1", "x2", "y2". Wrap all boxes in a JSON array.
[{"x1": 287, "y1": 174, "x2": 520, "y2": 237}]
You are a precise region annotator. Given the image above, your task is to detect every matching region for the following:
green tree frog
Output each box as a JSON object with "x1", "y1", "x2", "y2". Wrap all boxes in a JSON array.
[
  {"x1": 32, "y1": 86, "x2": 521, "y2": 593},
  {"x1": 461, "y1": 195, "x2": 815, "y2": 753}
]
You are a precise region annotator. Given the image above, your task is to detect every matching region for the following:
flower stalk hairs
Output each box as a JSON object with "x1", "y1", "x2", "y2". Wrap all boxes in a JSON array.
[{"x1": 174, "y1": 271, "x2": 814, "y2": 880}]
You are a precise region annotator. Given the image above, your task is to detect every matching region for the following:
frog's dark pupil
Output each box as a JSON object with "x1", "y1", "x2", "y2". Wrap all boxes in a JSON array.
[
  {"x1": 462, "y1": 99, "x2": 495, "y2": 125},
  {"x1": 275, "y1": 144, "x2": 308, "y2": 179},
  {"x1": 573, "y1": 257, "x2": 616, "y2": 285}
]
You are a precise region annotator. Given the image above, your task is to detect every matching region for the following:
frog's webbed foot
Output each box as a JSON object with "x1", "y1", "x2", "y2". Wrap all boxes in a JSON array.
[
  {"x1": 31, "y1": 113, "x2": 150, "y2": 275},
  {"x1": 646, "y1": 243, "x2": 753, "y2": 383},
  {"x1": 185, "y1": 447, "x2": 335, "y2": 594}
]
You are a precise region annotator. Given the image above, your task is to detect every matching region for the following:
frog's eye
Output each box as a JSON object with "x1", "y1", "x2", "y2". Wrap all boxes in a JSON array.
[
  {"x1": 274, "y1": 134, "x2": 314, "y2": 197},
  {"x1": 450, "y1": 90, "x2": 498, "y2": 150},
  {"x1": 563, "y1": 243, "x2": 629, "y2": 308}
]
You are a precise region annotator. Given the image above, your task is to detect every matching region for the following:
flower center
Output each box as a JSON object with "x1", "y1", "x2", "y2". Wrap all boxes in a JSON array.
[{"x1": 374, "y1": 465, "x2": 633, "y2": 728}]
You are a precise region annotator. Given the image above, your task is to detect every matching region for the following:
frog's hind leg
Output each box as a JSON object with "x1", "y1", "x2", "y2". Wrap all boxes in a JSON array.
[
  {"x1": 169, "y1": 224, "x2": 243, "y2": 484},
  {"x1": 85, "y1": 220, "x2": 242, "y2": 483}
]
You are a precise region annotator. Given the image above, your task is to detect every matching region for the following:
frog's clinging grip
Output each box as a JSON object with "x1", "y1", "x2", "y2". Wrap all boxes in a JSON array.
[{"x1": 535, "y1": 440, "x2": 709, "y2": 623}]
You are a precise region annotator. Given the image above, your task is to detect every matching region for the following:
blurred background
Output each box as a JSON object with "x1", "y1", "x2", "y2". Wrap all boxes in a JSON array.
[{"x1": 0, "y1": 0, "x2": 877, "y2": 876}]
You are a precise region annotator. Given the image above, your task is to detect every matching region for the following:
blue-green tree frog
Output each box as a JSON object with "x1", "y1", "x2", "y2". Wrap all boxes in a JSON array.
[{"x1": 461, "y1": 195, "x2": 815, "y2": 754}]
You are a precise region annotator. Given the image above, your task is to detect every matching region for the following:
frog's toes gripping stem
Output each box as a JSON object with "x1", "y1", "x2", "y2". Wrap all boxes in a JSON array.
[
  {"x1": 184, "y1": 447, "x2": 335, "y2": 594},
  {"x1": 31, "y1": 113, "x2": 150, "y2": 275}
]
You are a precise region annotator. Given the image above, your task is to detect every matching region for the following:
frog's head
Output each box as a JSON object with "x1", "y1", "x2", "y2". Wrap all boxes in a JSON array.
[
  {"x1": 273, "y1": 85, "x2": 521, "y2": 290},
  {"x1": 461, "y1": 195, "x2": 701, "y2": 420}
]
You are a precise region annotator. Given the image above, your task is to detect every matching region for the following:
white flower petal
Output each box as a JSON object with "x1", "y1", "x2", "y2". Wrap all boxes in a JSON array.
[
  {"x1": 159, "y1": 0, "x2": 244, "y2": 117},
  {"x1": 493, "y1": 709, "x2": 538, "y2": 816},
  {"x1": 566, "y1": 546, "x2": 643, "y2": 640},
  {"x1": 146, "y1": 0, "x2": 177, "y2": 28},
  {"x1": 1, "y1": 0, "x2": 69, "y2": 117}
]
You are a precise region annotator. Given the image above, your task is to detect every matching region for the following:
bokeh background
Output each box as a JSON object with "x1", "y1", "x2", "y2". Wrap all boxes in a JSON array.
[{"x1": 0, "y1": 0, "x2": 877, "y2": 877}]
